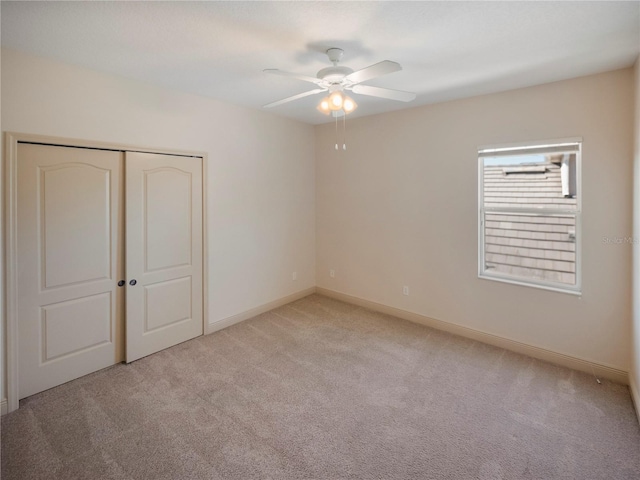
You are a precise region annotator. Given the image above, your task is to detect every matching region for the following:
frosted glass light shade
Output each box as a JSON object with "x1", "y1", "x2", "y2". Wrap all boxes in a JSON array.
[
  {"x1": 343, "y1": 96, "x2": 357, "y2": 113},
  {"x1": 329, "y1": 91, "x2": 344, "y2": 110},
  {"x1": 317, "y1": 97, "x2": 331, "y2": 115}
]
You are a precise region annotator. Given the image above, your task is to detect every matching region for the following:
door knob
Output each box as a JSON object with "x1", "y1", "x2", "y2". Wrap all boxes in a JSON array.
[
  {"x1": 117, "y1": 280, "x2": 125, "y2": 287},
  {"x1": 129, "y1": 279, "x2": 137, "y2": 286}
]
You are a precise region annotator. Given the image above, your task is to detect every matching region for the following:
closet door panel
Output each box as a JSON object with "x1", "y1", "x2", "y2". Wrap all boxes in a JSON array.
[
  {"x1": 42, "y1": 164, "x2": 111, "y2": 287},
  {"x1": 17, "y1": 143, "x2": 123, "y2": 399},
  {"x1": 145, "y1": 168, "x2": 192, "y2": 271},
  {"x1": 125, "y1": 152, "x2": 203, "y2": 362}
]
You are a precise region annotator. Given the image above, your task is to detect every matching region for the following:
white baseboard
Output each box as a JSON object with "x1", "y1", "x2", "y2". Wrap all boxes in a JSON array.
[
  {"x1": 316, "y1": 287, "x2": 629, "y2": 385},
  {"x1": 630, "y1": 375, "x2": 640, "y2": 426},
  {"x1": 1, "y1": 398, "x2": 7, "y2": 416},
  {"x1": 206, "y1": 287, "x2": 316, "y2": 335}
]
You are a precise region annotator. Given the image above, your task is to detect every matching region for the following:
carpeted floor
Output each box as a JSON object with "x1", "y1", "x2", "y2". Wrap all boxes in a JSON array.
[{"x1": 2, "y1": 293, "x2": 640, "y2": 479}]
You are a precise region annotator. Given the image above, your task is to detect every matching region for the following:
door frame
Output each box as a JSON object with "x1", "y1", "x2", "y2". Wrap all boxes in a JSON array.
[{"x1": 3, "y1": 132, "x2": 209, "y2": 413}]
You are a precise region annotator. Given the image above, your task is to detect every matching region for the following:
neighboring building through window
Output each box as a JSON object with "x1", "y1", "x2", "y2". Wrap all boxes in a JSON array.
[{"x1": 478, "y1": 140, "x2": 581, "y2": 293}]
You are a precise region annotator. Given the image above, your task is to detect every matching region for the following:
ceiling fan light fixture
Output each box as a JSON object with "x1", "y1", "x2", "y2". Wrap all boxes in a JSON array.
[{"x1": 318, "y1": 92, "x2": 357, "y2": 115}]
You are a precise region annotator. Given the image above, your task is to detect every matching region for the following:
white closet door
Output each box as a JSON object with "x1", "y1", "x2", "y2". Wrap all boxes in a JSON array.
[
  {"x1": 125, "y1": 152, "x2": 203, "y2": 362},
  {"x1": 17, "y1": 143, "x2": 124, "y2": 399}
]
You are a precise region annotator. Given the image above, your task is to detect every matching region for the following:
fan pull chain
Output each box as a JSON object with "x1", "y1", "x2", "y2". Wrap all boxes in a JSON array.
[
  {"x1": 335, "y1": 115, "x2": 339, "y2": 151},
  {"x1": 343, "y1": 114, "x2": 347, "y2": 150}
]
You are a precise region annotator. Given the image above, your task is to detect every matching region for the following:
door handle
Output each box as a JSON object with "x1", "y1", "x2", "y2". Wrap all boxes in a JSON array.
[
  {"x1": 117, "y1": 280, "x2": 125, "y2": 287},
  {"x1": 129, "y1": 279, "x2": 137, "y2": 286}
]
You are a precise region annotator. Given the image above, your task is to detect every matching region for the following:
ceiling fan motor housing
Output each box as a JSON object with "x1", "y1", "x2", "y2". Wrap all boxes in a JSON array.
[
  {"x1": 317, "y1": 66, "x2": 354, "y2": 85},
  {"x1": 317, "y1": 48, "x2": 354, "y2": 87}
]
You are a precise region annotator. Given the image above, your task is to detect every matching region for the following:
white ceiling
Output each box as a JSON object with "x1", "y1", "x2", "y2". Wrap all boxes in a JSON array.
[{"x1": 2, "y1": 1, "x2": 639, "y2": 125}]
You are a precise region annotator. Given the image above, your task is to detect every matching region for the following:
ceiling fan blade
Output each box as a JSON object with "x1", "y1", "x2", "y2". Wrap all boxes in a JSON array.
[
  {"x1": 263, "y1": 69, "x2": 322, "y2": 85},
  {"x1": 345, "y1": 60, "x2": 402, "y2": 84},
  {"x1": 351, "y1": 84, "x2": 416, "y2": 102},
  {"x1": 263, "y1": 88, "x2": 327, "y2": 108}
]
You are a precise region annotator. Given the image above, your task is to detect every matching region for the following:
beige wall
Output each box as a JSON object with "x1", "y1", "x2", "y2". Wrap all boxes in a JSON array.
[
  {"x1": 632, "y1": 58, "x2": 640, "y2": 407},
  {"x1": 316, "y1": 68, "x2": 634, "y2": 371},
  {"x1": 0, "y1": 48, "x2": 316, "y2": 400}
]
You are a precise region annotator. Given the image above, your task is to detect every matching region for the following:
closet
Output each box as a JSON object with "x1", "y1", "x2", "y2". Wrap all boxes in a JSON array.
[{"x1": 15, "y1": 142, "x2": 204, "y2": 399}]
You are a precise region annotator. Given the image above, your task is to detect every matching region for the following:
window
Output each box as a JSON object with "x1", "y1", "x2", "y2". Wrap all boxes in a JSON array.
[{"x1": 478, "y1": 139, "x2": 581, "y2": 294}]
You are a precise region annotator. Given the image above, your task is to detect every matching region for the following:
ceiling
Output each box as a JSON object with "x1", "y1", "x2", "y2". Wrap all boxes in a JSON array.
[{"x1": 2, "y1": 1, "x2": 639, "y2": 125}]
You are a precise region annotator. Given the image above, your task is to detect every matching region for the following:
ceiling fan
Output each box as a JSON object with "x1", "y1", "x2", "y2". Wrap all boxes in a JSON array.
[{"x1": 263, "y1": 48, "x2": 416, "y2": 115}]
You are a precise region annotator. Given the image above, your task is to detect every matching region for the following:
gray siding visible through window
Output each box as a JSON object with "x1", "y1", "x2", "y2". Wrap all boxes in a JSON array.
[
  {"x1": 483, "y1": 160, "x2": 576, "y2": 284},
  {"x1": 484, "y1": 212, "x2": 576, "y2": 285}
]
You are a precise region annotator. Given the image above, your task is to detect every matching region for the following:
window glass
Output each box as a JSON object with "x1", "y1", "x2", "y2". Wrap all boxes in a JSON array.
[{"x1": 479, "y1": 143, "x2": 581, "y2": 293}]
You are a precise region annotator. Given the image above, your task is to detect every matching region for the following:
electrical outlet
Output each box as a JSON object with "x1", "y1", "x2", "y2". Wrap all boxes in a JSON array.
[
  {"x1": 292, "y1": 271, "x2": 297, "y2": 281},
  {"x1": 403, "y1": 286, "x2": 409, "y2": 296},
  {"x1": 330, "y1": 269, "x2": 335, "y2": 278}
]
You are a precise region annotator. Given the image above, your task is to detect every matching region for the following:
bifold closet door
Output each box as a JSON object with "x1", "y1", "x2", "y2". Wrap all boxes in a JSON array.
[
  {"x1": 17, "y1": 143, "x2": 124, "y2": 399},
  {"x1": 125, "y1": 152, "x2": 203, "y2": 362}
]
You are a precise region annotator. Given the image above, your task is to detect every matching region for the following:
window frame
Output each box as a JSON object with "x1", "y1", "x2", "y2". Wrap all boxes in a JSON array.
[{"x1": 477, "y1": 138, "x2": 582, "y2": 295}]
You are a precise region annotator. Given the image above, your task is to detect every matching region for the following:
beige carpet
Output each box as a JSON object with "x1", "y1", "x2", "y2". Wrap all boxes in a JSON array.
[{"x1": 2, "y1": 294, "x2": 640, "y2": 479}]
